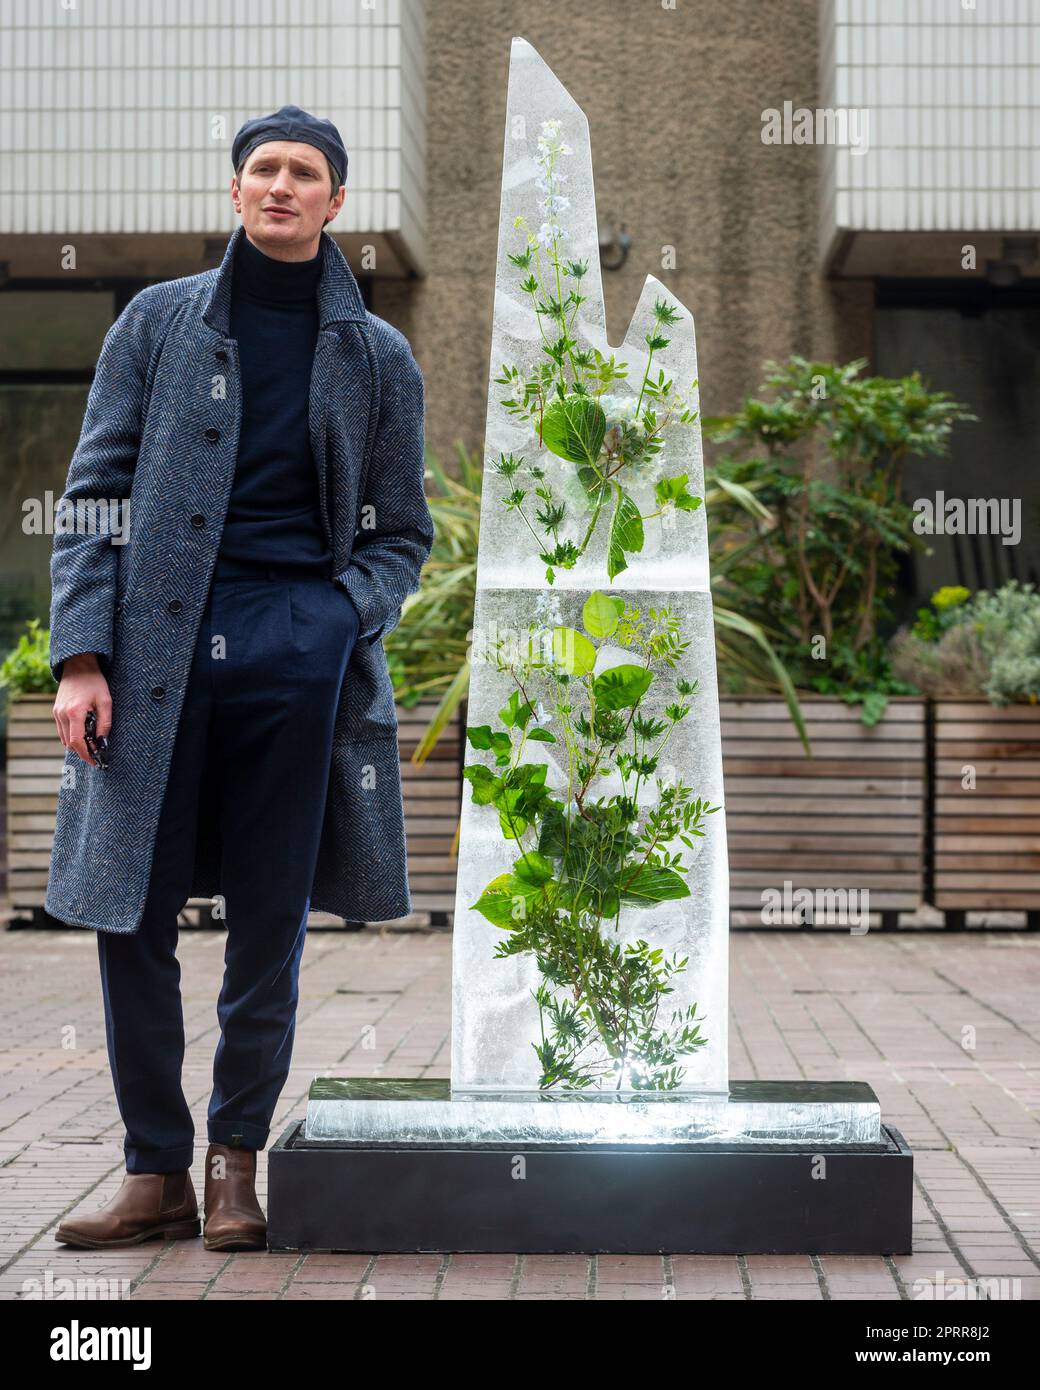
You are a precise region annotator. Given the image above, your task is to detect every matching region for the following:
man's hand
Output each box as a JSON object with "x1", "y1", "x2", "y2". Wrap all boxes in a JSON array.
[{"x1": 53, "y1": 654, "x2": 112, "y2": 766}]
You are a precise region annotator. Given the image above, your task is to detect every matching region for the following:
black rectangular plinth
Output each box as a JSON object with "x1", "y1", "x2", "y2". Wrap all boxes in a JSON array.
[{"x1": 267, "y1": 1120, "x2": 913, "y2": 1254}]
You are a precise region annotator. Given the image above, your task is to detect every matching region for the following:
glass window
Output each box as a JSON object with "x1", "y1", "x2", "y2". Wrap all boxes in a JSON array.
[
  {"x1": 0, "y1": 384, "x2": 92, "y2": 694},
  {"x1": 0, "y1": 291, "x2": 115, "y2": 371}
]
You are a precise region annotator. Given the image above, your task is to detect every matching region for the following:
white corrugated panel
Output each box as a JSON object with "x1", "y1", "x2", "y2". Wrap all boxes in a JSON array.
[
  {"x1": 818, "y1": 0, "x2": 1039, "y2": 252},
  {"x1": 1, "y1": 0, "x2": 426, "y2": 258}
]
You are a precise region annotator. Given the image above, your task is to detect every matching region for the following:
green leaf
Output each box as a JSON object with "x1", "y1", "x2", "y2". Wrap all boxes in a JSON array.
[
  {"x1": 472, "y1": 872, "x2": 548, "y2": 928},
  {"x1": 577, "y1": 464, "x2": 610, "y2": 506},
  {"x1": 465, "y1": 723, "x2": 512, "y2": 764},
  {"x1": 607, "y1": 488, "x2": 644, "y2": 580},
  {"x1": 498, "y1": 806, "x2": 528, "y2": 840},
  {"x1": 461, "y1": 764, "x2": 499, "y2": 805},
  {"x1": 552, "y1": 626, "x2": 597, "y2": 676},
  {"x1": 498, "y1": 688, "x2": 535, "y2": 729},
  {"x1": 655, "y1": 473, "x2": 703, "y2": 513},
  {"x1": 512, "y1": 850, "x2": 555, "y2": 886},
  {"x1": 592, "y1": 663, "x2": 653, "y2": 710},
  {"x1": 492, "y1": 763, "x2": 550, "y2": 841},
  {"x1": 582, "y1": 590, "x2": 624, "y2": 639},
  {"x1": 526, "y1": 727, "x2": 557, "y2": 742},
  {"x1": 856, "y1": 689, "x2": 889, "y2": 726},
  {"x1": 541, "y1": 394, "x2": 606, "y2": 466},
  {"x1": 619, "y1": 865, "x2": 691, "y2": 905}
]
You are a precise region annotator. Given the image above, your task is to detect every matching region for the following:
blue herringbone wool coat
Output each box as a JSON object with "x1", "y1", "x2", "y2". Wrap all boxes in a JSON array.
[{"x1": 45, "y1": 224, "x2": 434, "y2": 934}]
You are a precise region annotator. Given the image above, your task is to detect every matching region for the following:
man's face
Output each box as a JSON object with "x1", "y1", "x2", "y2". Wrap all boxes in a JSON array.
[{"x1": 231, "y1": 140, "x2": 345, "y2": 258}]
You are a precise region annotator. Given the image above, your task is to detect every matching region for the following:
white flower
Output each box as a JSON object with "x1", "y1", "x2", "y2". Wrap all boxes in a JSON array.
[
  {"x1": 541, "y1": 118, "x2": 564, "y2": 138},
  {"x1": 534, "y1": 590, "x2": 563, "y2": 622},
  {"x1": 537, "y1": 221, "x2": 569, "y2": 247},
  {"x1": 529, "y1": 699, "x2": 553, "y2": 729},
  {"x1": 536, "y1": 171, "x2": 570, "y2": 193},
  {"x1": 540, "y1": 193, "x2": 571, "y2": 216},
  {"x1": 598, "y1": 393, "x2": 645, "y2": 431}
]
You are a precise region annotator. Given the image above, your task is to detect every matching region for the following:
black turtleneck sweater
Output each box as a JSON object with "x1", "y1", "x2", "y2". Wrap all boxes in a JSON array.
[{"x1": 213, "y1": 232, "x2": 335, "y2": 577}]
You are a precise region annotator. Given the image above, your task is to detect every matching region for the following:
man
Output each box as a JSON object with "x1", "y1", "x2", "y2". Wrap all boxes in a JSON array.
[{"x1": 48, "y1": 105, "x2": 434, "y2": 1251}]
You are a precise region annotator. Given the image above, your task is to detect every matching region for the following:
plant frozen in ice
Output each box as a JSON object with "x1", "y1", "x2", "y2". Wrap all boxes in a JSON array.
[
  {"x1": 493, "y1": 117, "x2": 703, "y2": 583},
  {"x1": 462, "y1": 590, "x2": 719, "y2": 1091}
]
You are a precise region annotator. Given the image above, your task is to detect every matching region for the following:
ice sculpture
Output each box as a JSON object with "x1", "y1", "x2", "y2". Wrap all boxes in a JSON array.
[
  {"x1": 280, "y1": 48, "x2": 899, "y2": 1240},
  {"x1": 449, "y1": 37, "x2": 730, "y2": 1097},
  {"x1": 292, "y1": 40, "x2": 891, "y2": 1164}
]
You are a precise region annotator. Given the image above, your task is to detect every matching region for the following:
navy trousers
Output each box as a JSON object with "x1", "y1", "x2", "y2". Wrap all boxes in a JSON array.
[{"x1": 96, "y1": 559, "x2": 359, "y2": 1174}]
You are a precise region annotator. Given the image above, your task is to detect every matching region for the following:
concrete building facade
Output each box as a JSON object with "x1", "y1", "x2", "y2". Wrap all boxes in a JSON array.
[{"x1": 1, "y1": 0, "x2": 1037, "y2": 629}]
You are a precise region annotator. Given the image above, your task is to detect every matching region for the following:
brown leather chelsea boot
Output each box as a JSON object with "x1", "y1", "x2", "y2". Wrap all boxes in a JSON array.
[
  {"x1": 55, "y1": 1170, "x2": 200, "y2": 1249},
  {"x1": 203, "y1": 1141, "x2": 267, "y2": 1251}
]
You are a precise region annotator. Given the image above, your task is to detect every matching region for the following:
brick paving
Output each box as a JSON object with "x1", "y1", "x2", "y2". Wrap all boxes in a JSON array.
[{"x1": 0, "y1": 919, "x2": 1037, "y2": 1300}]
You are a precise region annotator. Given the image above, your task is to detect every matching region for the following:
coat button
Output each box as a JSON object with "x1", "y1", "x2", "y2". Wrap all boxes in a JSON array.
[
  {"x1": 151, "y1": 686, "x2": 165, "y2": 701},
  {"x1": 215, "y1": 349, "x2": 228, "y2": 362},
  {"x1": 167, "y1": 598, "x2": 183, "y2": 614},
  {"x1": 204, "y1": 427, "x2": 220, "y2": 443},
  {"x1": 190, "y1": 513, "x2": 205, "y2": 528}
]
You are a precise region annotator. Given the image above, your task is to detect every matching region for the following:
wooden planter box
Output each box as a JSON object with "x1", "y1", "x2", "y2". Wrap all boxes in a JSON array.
[
  {"x1": 5, "y1": 693, "x2": 62, "y2": 914},
  {"x1": 720, "y1": 695, "x2": 926, "y2": 918},
  {"x1": 934, "y1": 700, "x2": 1040, "y2": 913},
  {"x1": 22, "y1": 692, "x2": 1039, "y2": 923}
]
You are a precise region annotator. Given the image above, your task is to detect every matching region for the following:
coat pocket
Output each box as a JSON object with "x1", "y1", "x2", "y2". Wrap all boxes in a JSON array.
[{"x1": 342, "y1": 635, "x2": 399, "y2": 741}]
